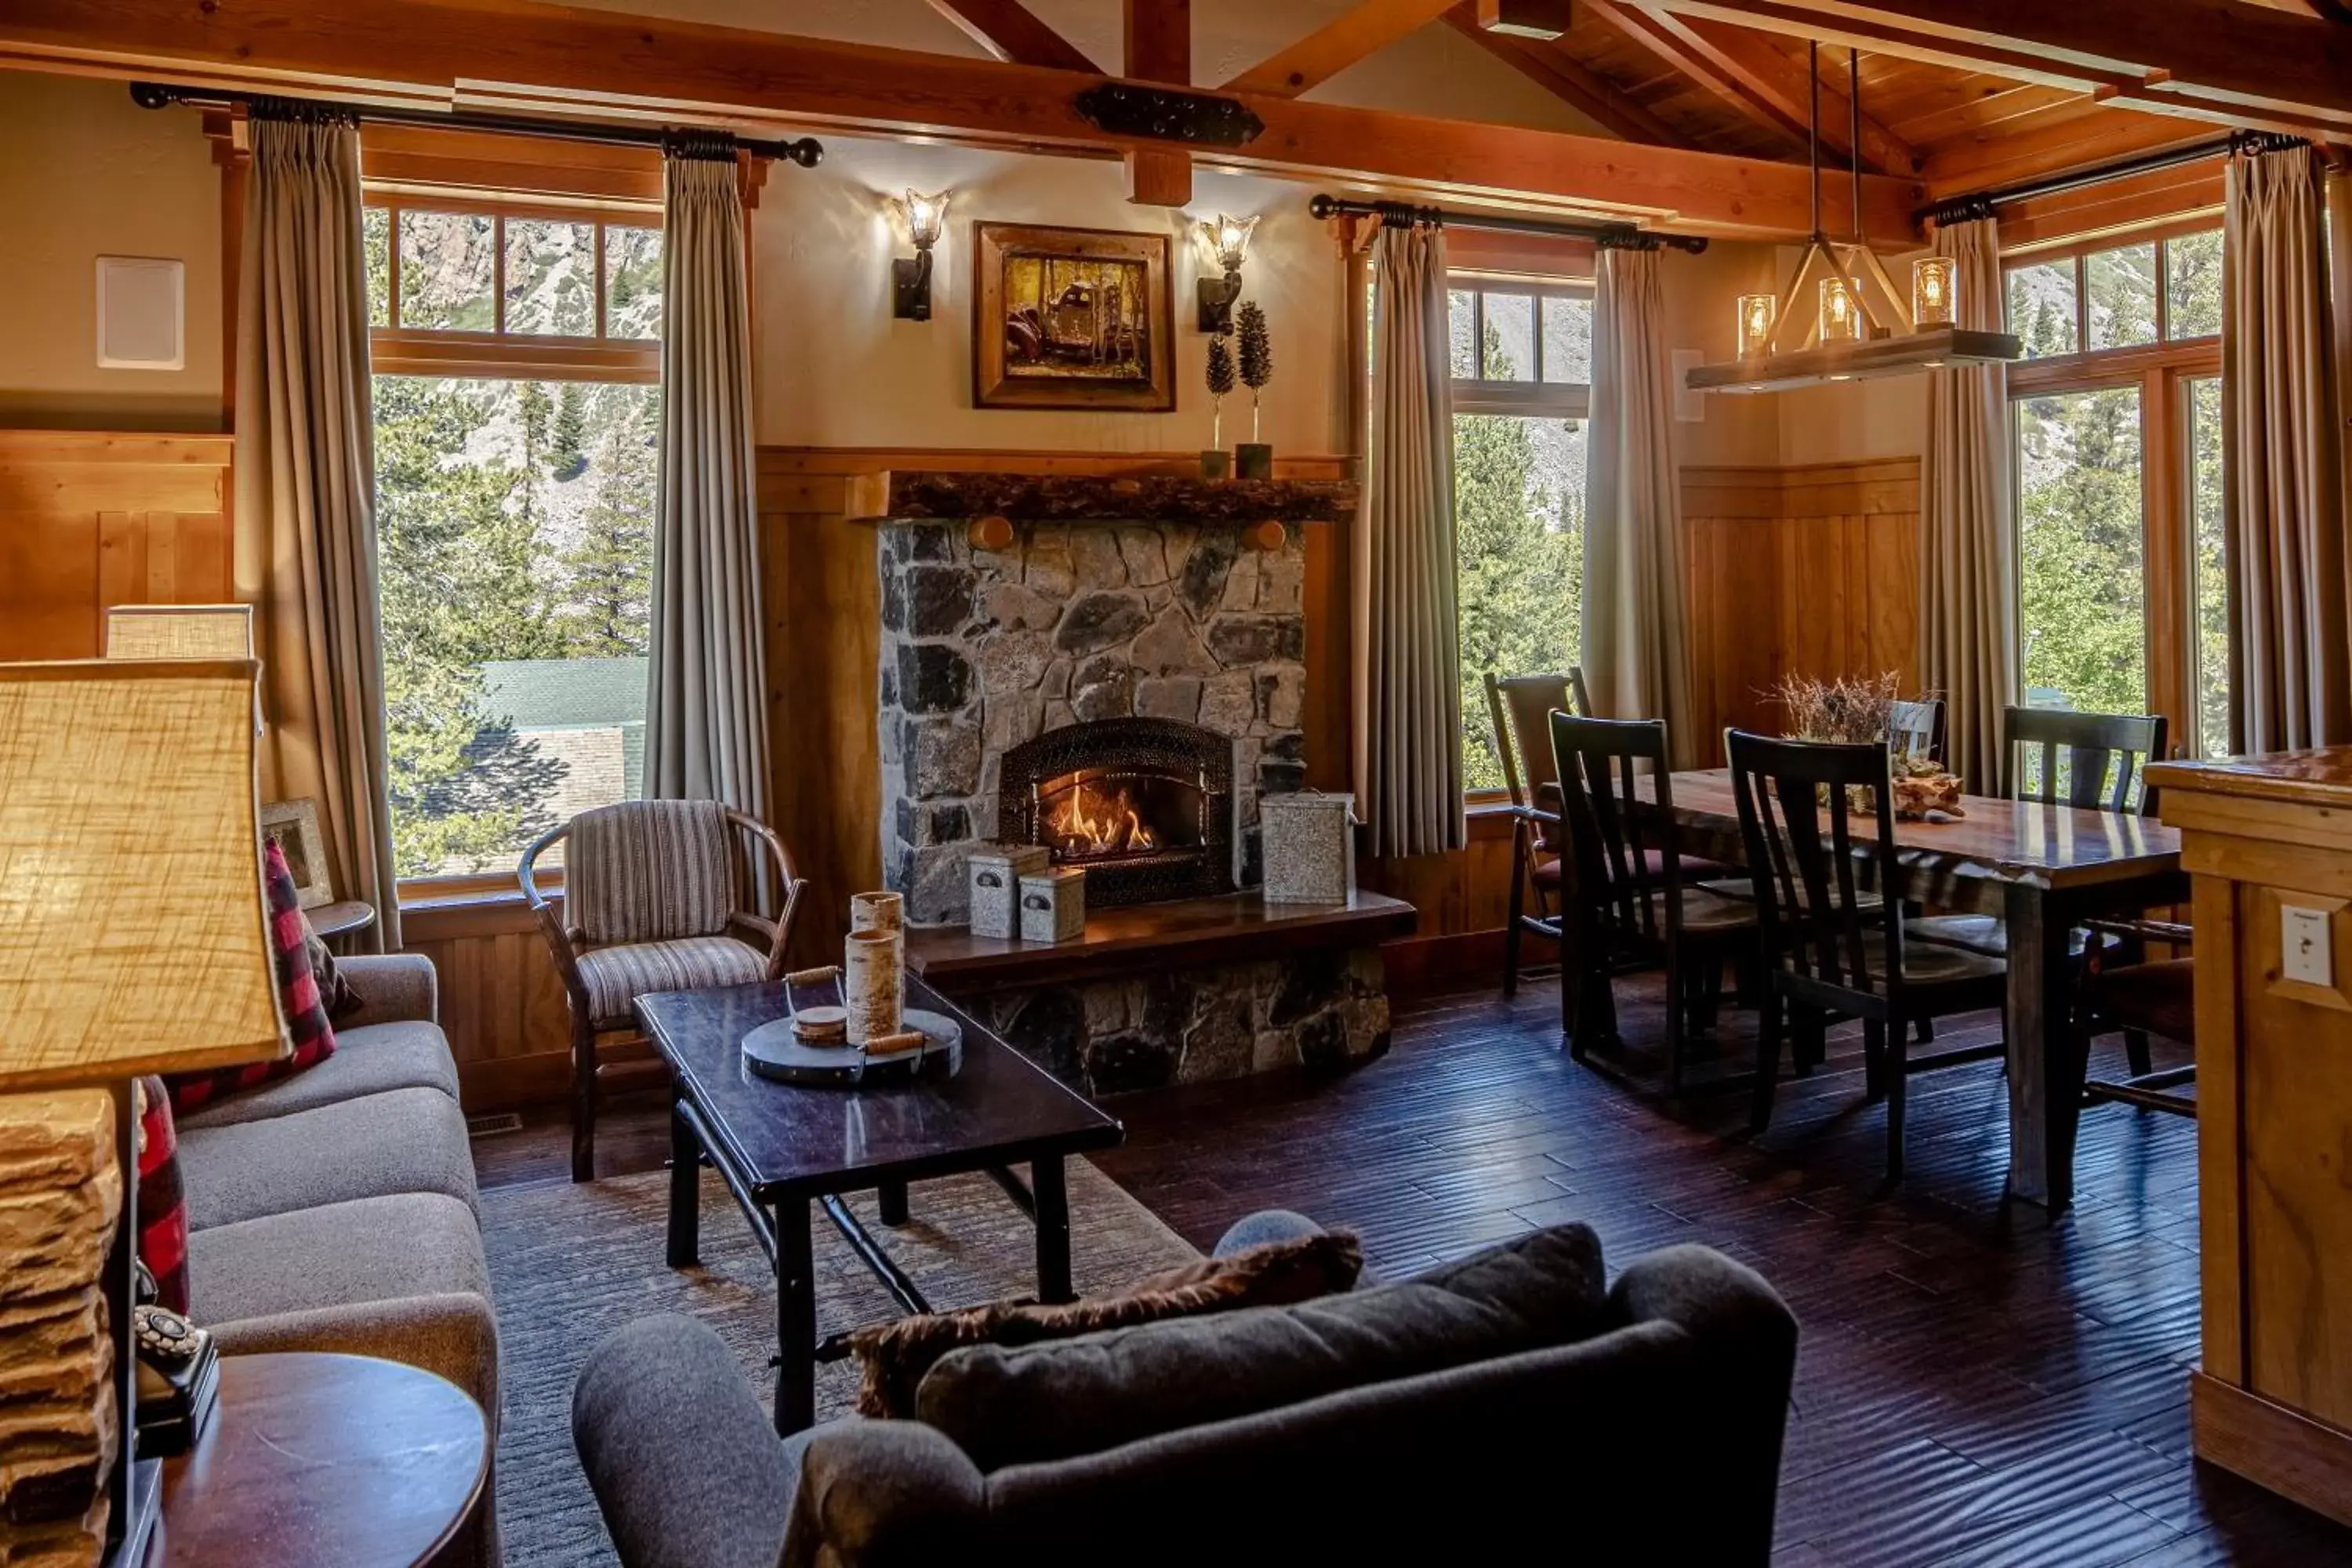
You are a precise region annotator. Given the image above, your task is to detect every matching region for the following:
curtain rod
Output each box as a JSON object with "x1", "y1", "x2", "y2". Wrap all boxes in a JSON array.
[
  {"x1": 130, "y1": 81, "x2": 824, "y2": 167},
  {"x1": 1305, "y1": 194, "x2": 1709, "y2": 254},
  {"x1": 1922, "y1": 129, "x2": 2301, "y2": 227}
]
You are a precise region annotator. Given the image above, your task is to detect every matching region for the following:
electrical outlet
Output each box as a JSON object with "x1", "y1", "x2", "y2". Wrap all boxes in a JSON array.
[{"x1": 2281, "y1": 902, "x2": 2333, "y2": 987}]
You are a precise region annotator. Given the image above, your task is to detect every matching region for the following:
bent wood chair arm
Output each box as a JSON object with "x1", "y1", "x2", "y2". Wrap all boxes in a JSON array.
[
  {"x1": 518, "y1": 821, "x2": 592, "y2": 1008},
  {"x1": 724, "y1": 808, "x2": 808, "y2": 981}
]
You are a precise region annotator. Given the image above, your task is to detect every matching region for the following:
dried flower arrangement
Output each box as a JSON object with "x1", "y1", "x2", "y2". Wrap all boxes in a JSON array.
[{"x1": 1770, "y1": 671, "x2": 1965, "y2": 820}]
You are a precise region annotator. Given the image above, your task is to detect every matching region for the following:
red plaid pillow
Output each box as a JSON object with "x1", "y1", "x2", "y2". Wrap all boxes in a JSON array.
[
  {"x1": 165, "y1": 837, "x2": 336, "y2": 1116},
  {"x1": 134, "y1": 1075, "x2": 189, "y2": 1314}
]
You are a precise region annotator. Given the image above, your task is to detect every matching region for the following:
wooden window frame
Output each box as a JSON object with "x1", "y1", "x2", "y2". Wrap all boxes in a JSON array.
[
  {"x1": 368, "y1": 192, "x2": 662, "y2": 384},
  {"x1": 2005, "y1": 226, "x2": 2226, "y2": 757}
]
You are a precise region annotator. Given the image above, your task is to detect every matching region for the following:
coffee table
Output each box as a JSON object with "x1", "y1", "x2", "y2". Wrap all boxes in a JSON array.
[{"x1": 637, "y1": 975, "x2": 1124, "y2": 1435}]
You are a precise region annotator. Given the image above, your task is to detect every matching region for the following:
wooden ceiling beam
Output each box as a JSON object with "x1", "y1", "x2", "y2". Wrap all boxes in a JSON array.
[
  {"x1": 1223, "y1": 0, "x2": 1461, "y2": 97},
  {"x1": 1122, "y1": 0, "x2": 1192, "y2": 205},
  {"x1": 922, "y1": 0, "x2": 1097, "y2": 73},
  {"x1": 1920, "y1": 107, "x2": 2216, "y2": 198},
  {"x1": 0, "y1": 0, "x2": 1924, "y2": 242},
  {"x1": 1439, "y1": 5, "x2": 1692, "y2": 146},
  {"x1": 1584, "y1": 0, "x2": 1919, "y2": 172},
  {"x1": 1647, "y1": 0, "x2": 2352, "y2": 135}
]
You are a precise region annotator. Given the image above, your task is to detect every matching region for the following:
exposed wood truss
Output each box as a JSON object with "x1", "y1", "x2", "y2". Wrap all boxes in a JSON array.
[
  {"x1": 922, "y1": 0, "x2": 1096, "y2": 73},
  {"x1": 1122, "y1": 0, "x2": 1192, "y2": 205},
  {"x1": 1583, "y1": 0, "x2": 1918, "y2": 173},
  {"x1": 1441, "y1": 6, "x2": 1692, "y2": 147},
  {"x1": 1649, "y1": 0, "x2": 2352, "y2": 137},
  {"x1": 0, "y1": 0, "x2": 1924, "y2": 242},
  {"x1": 1224, "y1": 0, "x2": 1460, "y2": 96}
]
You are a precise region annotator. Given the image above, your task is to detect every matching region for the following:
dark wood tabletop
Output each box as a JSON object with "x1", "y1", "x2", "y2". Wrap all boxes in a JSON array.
[
  {"x1": 636, "y1": 975, "x2": 1123, "y2": 1203},
  {"x1": 146, "y1": 1352, "x2": 487, "y2": 1568}
]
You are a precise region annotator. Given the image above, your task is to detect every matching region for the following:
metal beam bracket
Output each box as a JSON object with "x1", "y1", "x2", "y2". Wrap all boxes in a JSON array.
[{"x1": 1074, "y1": 83, "x2": 1263, "y2": 147}]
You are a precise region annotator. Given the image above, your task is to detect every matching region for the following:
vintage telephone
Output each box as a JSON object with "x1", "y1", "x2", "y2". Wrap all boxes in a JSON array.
[{"x1": 132, "y1": 1262, "x2": 220, "y2": 1457}]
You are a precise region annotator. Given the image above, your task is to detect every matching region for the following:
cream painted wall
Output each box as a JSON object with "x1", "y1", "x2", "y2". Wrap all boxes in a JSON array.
[
  {"x1": 0, "y1": 71, "x2": 224, "y2": 430},
  {"x1": 754, "y1": 138, "x2": 1343, "y2": 452},
  {"x1": 1776, "y1": 375, "x2": 1927, "y2": 466},
  {"x1": 1661, "y1": 240, "x2": 1785, "y2": 470}
]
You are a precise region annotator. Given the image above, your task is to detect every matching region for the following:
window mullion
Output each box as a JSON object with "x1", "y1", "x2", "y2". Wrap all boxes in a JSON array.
[
  {"x1": 387, "y1": 203, "x2": 402, "y2": 331},
  {"x1": 493, "y1": 214, "x2": 507, "y2": 336},
  {"x1": 593, "y1": 221, "x2": 609, "y2": 341}
]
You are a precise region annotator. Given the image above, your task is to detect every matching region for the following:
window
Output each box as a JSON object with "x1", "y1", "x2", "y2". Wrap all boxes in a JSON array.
[
  {"x1": 2005, "y1": 227, "x2": 2224, "y2": 754},
  {"x1": 1447, "y1": 279, "x2": 1591, "y2": 789},
  {"x1": 364, "y1": 193, "x2": 664, "y2": 880}
]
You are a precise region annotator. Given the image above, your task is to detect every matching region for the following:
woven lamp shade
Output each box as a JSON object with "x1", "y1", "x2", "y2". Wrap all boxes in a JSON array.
[
  {"x1": 103, "y1": 604, "x2": 254, "y2": 661},
  {"x1": 0, "y1": 659, "x2": 287, "y2": 1091}
]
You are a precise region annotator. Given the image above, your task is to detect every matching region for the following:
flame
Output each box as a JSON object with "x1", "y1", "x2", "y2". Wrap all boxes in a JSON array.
[{"x1": 1049, "y1": 782, "x2": 1158, "y2": 858}]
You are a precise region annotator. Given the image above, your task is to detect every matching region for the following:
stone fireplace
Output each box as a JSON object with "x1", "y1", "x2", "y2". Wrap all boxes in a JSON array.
[
  {"x1": 998, "y1": 716, "x2": 1236, "y2": 907},
  {"x1": 863, "y1": 470, "x2": 1404, "y2": 1097}
]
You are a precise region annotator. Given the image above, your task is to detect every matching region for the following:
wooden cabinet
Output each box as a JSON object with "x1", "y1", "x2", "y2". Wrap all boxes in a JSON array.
[{"x1": 2146, "y1": 752, "x2": 2352, "y2": 1528}]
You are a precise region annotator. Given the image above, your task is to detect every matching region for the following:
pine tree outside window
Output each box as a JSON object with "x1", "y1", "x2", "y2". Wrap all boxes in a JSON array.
[
  {"x1": 1446, "y1": 276, "x2": 1593, "y2": 794},
  {"x1": 363, "y1": 191, "x2": 664, "y2": 882}
]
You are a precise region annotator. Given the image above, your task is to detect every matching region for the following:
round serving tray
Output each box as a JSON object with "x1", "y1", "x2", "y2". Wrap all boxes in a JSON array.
[{"x1": 742, "y1": 1007, "x2": 964, "y2": 1087}]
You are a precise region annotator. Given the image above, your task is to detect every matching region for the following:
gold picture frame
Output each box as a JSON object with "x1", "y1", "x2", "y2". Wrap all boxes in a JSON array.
[{"x1": 973, "y1": 222, "x2": 1175, "y2": 412}]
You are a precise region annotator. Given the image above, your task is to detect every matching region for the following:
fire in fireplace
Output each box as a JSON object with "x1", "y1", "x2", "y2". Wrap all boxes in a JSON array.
[{"x1": 999, "y1": 717, "x2": 1236, "y2": 907}]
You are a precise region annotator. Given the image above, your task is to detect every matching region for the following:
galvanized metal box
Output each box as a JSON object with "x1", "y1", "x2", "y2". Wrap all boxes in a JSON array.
[
  {"x1": 967, "y1": 844, "x2": 1050, "y2": 938},
  {"x1": 1260, "y1": 791, "x2": 1357, "y2": 905},
  {"x1": 1018, "y1": 866, "x2": 1087, "y2": 944}
]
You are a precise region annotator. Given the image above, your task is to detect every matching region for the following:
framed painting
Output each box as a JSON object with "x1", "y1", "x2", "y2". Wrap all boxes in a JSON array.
[
  {"x1": 260, "y1": 797, "x2": 336, "y2": 910},
  {"x1": 973, "y1": 223, "x2": 1175, "y2": 412}
]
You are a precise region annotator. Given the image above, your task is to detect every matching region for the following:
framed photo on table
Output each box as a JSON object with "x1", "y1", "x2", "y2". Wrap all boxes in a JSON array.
[
  {"x1": 260, "y1": 798, "x2": 334, "y2": 911},
  {"x1": 973, "y1": 223, "x2": 1175, "y2": 412}
]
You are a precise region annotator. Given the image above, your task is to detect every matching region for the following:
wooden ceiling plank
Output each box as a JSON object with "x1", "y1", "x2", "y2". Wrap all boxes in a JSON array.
[
  {"x1": 0, "y1": 0, "x2": 1925, "y2": 242},
  {"x1": 1922, "y1": 107, "x2": 2216, "y2": 197},
  {"x1": 923, "y1": 0, "x2": 1097, "y2": 73},
  {"x1": 1650, "y1": 0, "x2": 2352, "y2": 132},
  {"x1": 1439, "y1": 5, "x2": 1693, "y2": 146},
  {"x1": 1122, "y1": 0, "x2": 1192, "y2": 205},
  {"x1": 1583, "y1": 0, "x2": 1919, "y2": 173},
  {"x1": 1223, "y1": 0, "x2": 1461, "y2": 96}
]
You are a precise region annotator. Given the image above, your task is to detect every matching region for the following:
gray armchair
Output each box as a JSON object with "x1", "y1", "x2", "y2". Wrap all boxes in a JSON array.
[{"x1": 572, "y1": 1217, "x2": 1798, "y2": 1567}]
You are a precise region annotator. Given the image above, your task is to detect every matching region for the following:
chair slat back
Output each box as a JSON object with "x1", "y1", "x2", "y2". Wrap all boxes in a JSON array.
[
  {"x1": 1549, "y1": 713, "x2": 1676, "y2": 948},
  {"x1": 1886, "y1": 698, "x2": 1947, "y2": 765},
  {"x1": 1486, "y1": 670, "x2": 1592, "y2": 808},
  {"x1": 1726, "y1": 730, "x2": 1902, "y2": 998},
  {"x1": 2005, "y1": 706, "x2": 2168, "y2": 815},
  {"x1": 567, "y1": 798, "x2": 736, "y2": 945}
]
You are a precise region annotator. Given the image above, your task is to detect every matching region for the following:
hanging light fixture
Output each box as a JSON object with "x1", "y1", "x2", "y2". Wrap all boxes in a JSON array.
[{"x1": 1687, "y1": 45, "x2": 2019, "y2": 395}]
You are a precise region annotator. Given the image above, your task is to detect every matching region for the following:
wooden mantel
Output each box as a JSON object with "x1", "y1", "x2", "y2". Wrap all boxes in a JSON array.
[{"x1": 845, "y1": 470, "x2": 1360, "y2": 527}]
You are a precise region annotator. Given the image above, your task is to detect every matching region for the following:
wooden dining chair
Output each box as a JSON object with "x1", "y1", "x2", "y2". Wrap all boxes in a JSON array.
[
  {"x1": 2074, "y1": 917, "x2": 2197, "y2": 1118},
  {"x1": 1484, "y1": 670, "x2": 1592, "y2": 998},
  {"x1": 1726, "y1": 731, "x2": 2009, "y2": 1180},
  {"x1": 1886, "y1": 697, "x2": 1947, "y2": 764},
  {"x1": 521, "y1": 799, "x2": 807, "y2": 1181},
  {"x1": 1911, "y1": 706, "x2": 2171, "y2": 962},
  {"x1": 1551, "y1": 713, "x2": 1757, "y2": 1094}
]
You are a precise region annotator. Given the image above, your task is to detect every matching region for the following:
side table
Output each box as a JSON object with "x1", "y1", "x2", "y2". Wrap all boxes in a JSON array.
[
  {"x1": 305, "y1": 899, "x2": 378, "y2": 955},
  {"x1": 144, "y1": 1352, "x2": 488, "y2": 1568}
]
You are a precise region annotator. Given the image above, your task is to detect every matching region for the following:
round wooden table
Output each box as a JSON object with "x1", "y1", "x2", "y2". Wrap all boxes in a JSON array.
[
  {"x1": 148, "y1": 1352, "x2": 488, "y2": 1568},
  {"x1": 304, "y1": 900, "x2": 378, "y2": 943}
]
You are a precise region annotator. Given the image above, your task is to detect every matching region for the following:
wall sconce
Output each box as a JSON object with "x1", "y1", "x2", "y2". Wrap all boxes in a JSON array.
[
  {"x1": 1817, "y1": 276, "x2": 1860, "y2": 343},
  {"x1": 1735, "y1": 293, "x2": 1775, "y2": 358},
  {"x1": 1195, "y1": 212, "x2": 1258, "y2": 333},
  {"x1": 1911, "y1": 256, "x2": 1956, "y2": 328},
  {"x1": 893, "y1": 189, "x2": 950, "y2": 321}
]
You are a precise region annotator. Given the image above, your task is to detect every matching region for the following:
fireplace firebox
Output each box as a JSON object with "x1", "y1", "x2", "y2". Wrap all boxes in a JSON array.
[{"x1": 998, "y1": 717, "x2": 1236, "y2": 908}]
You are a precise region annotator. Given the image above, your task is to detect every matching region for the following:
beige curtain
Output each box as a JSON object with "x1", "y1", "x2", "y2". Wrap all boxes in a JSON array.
[
  {"x1": 1581, "y1": 243, "x2": 1695, "y2": 768},
  {"x1": 1918, "y1": 216, "x2": 2016, "y2": 793},
  {"x1": 647, "y1": 148, "x2": 771, "y2": 827},
  {"x1": 1352, "y1": 223, "x2": 1465, "y2": 858},
  {"x1": 2226, "y1": 142, "x2": 2350, "y2": 755},
  {"x1": 232, "y1": 108, "x2": 399, "y2": 951}
]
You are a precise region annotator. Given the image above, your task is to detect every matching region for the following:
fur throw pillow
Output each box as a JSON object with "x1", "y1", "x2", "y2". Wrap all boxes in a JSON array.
[{"x1": 848, "y1": 1228, "x2": 1363, "y2": 1419}]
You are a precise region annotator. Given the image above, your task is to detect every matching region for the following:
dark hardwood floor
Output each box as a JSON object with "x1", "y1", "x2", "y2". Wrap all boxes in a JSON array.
[{"x1": 474, "y1": 968, "x2": 2352, "y2": 1567}]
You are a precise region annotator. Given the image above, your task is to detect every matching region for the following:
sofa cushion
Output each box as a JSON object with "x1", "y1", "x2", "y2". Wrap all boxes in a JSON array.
[
  {"x1": 916, "y1": 1222, "x2": 1607, "y2": 1473},
  {"x1": 167, "y1": 838, "x2": 337, "y2": 1117},
  {"x1": 187, "y1": 1192, "x2": 498, "y2": 1420},
  {"x1": 174, "y1": 1021, "x2": 458, "y2": 1131},
  {"x1": 178, "y1": 1087, "x2": 477, "y2": 1231}
]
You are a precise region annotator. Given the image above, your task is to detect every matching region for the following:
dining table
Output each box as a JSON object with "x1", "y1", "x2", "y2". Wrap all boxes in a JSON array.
[{"x1": 1642, "y1": 769, "x2": 2185, "y2": 1210}]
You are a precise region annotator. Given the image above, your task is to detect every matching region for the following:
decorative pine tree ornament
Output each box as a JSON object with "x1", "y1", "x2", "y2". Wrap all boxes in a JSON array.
[
  {"x1": 1236, "y1": 302, "x2": 1273, "y2": 442},
  {"x1": 1206, "y1": 332, "x2": 1236, "y2": 451}
]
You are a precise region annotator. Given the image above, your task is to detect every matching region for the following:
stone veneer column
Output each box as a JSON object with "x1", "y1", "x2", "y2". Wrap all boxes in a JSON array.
[{"x1": 877, "y1": 519, "x2": 1309, "y2": 924}]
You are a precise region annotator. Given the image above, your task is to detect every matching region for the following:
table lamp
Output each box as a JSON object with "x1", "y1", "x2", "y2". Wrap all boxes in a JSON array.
[
  {"x1": 102, "y1": 604, "x2": 254, "y2": 661},
  {"x1": 0, "y1": 659, "x2": 286, "y2": 1566}
]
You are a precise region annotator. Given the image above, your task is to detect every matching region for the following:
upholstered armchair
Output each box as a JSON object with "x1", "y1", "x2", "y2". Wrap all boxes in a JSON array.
[{"x1": 521, "y1": 799, "x2": 806, "y2": 1182}]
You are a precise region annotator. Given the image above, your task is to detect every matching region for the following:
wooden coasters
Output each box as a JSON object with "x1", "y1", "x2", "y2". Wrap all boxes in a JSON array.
[{"x1": 793, "y1": 1005, "x2": 849, "y2": 1046}]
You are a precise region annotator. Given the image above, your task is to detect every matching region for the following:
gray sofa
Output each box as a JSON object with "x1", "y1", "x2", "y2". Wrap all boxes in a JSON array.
[
  {"x1": 574, "y1": 1214, "x2": 1797, "y2": 1567},
  {"x1": 174, "y1": 953, "x2": 499, "y2": 1559}
]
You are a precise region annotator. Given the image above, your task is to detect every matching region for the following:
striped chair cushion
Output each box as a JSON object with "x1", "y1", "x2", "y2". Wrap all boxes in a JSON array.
[
  {"x1": 576, "y1": 935, "x2": 768, "y2": 1028},
  {"x1": 568, "y1": 800, "x2": 735, "y2": 946}
]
